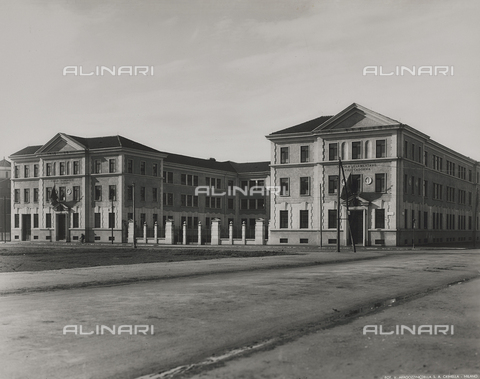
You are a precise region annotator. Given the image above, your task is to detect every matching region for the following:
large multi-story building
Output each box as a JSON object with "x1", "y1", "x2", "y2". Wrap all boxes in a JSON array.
[
  {"x1": 267, "y1": 103, "x2": 480, "y2": 247},
  {"x1": 9, "y1": 133, "x2": 269, "y2": 243},
  {"x1": 0, "y1": 158, "x2": 11, "y2": 241}
]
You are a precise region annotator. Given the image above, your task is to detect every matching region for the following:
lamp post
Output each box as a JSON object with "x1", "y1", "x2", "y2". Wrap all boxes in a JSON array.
[
  {"x1": 132, "y1": 183, "x2": 136, "y2": 248},
  {"x1": 0, "y1": 178, "x2": 9, "y2": 243},
  {"x1": 111, "y1": 190, "x2": 114, "y2": 245}
]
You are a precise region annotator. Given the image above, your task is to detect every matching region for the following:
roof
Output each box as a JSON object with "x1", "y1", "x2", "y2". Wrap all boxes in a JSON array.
[
  {"x1": 10, "y1": 134, "x2": 269, "y2": 175},
  {"x1": 10, "y1": 146, "x2": 43, "y2": 157},
  {"x1": 66, "y1": 134, "x2": 163, "y2": 154},
  {"x1": 164, "y1": 152, "x2": 237, "y2": 172},
  {"x1": 164, "y1": 152, "x2": 269, "y2": 174},
  {"x1": 10, "y1": 135, "x2": 163, "y2": 156},
  {"x1": 229, "y1": 161, "x2": 270, "y2": 173},
  {"x1": 0, "y1": 159, "x2": 11, "y2": 167},
  {"x1": 269, "y1": 116, "x2": 333, "y2": 135}
]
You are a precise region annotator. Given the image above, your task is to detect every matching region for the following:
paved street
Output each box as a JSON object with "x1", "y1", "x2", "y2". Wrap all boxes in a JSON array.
[{"x1": 1, "y1": 250, "x2": 479, "y2": 379}]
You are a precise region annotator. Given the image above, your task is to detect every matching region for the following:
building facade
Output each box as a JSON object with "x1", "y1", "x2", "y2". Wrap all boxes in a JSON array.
[
  {"x1": 9, "y1": 133, "x2": 269, "y2": 243},
  {"x1": 267, "y1": 103, "x2": 480, "y2": 247},
  {"x1": 0, "y1": 158, "x2": 11, "y2": 241}
]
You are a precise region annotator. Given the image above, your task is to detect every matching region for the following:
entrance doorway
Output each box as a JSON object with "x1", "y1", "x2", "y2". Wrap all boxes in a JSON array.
[
  {"x1": 56, "y1": 214, "x2": 66, "y2": 241},
  {"x1": 349, "y1": 210, "x2": 364, "y2": 245},
  {"x1": 22, "y1": 214, "x2": 31, "y2": 241}
]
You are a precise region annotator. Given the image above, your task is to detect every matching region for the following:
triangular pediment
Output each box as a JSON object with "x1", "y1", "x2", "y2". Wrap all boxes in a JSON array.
[
  {"x1": 314, "y1": 103, "x2": 400, "y2": 132},
  {"x1": 36, "y1": 133, "x2": 86, "y2": 154}
]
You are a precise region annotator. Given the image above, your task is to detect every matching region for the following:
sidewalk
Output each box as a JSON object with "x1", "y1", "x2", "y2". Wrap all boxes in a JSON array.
[{"x1": 0, "y1": 250, "x2": 383, "y2": 295}]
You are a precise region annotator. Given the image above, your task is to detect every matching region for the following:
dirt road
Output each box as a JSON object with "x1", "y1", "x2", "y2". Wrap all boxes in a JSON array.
[{"x1": 1, "y1": 251, "x2": 479, "y2": 379}]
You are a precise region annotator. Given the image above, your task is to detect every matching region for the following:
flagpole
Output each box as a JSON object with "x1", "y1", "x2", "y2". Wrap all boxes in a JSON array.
[
  {"x1": 337, "y1": 157, "x2": 341, "y2": 252},
  {"x1": 340, "y1": 164, "x2": 356, "y2": 253}
]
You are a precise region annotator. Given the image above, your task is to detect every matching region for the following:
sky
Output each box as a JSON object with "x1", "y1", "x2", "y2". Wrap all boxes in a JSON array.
[{"x1": 1, "y1": 0, "x2": 479, "y2": 163}]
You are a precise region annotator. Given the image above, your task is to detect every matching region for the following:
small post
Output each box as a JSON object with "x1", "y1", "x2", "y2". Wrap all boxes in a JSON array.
[
  {"x1": 255, "y1": 218, "x2": 265, "y2": 245},
  {"x1": 182, "y1": 221, "x2": 187, "y2": 245},
  {"x1": 165, "y1": 219, "x2": 174, "y2": 244},
  {"x1": 241, "y1": 221, "x2": 246, "y2": 245},
  {"x1": 197, "y1": 221, "x2": 202, "y2": 245},
  {"x1": 143, "y1": 222, "x2": 147, "y2": 243},
  {"x1": 229, "y1": 221, "x2": 233, "y2": 245},
  {"x1": 154, "y1": 221, "x2": 158, "y2": 243},
  {"x1": 211, "y1": 218, "x2": 220, "y2": 245}
]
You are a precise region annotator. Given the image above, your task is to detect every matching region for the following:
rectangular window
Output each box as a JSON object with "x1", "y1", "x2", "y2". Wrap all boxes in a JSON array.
[
  {"x1": 187, "y1": 195, "x2": 193, "y2": 207},
  {"x1": 59, "y1": 162, "x2": 65, "y2": 175},
  {"x1": 352, "y1": 141, "x2": 361, "y2": 159},
  {"x1": 33, "y1": 188, "x2": 39, "y2": 202},
  {"x1": 46, "y1": 213, "x2": 51, "y2": 228},
  {"x1": 140, "y1": 187, "x2": 145, "y2": 201},
  {"x1": 411, "y1": 176, "x2": 415, "y2": 195},
  {"x1": 194, "y1": 175, "x2": 199, "y2": 186},
  {"x1": 216, "y1": 197, "x2": 221, "y2": 208},
  {"x1": 249, "y1": 198, "x2": 256, "y2": 209},
  {"x1": 152, "y1": 163, "x2": 158, "y2": 177},
  {"x1": 181, "y1": 194, "x2": 186, "y2": 206},
  {"x1": 240, "y1": 198, "x2": 247, "y2": 209},
  {"x1": 94, "y1": 213, "x2": 101, "y2": 228},
  {"x1": 300, "y1": 146, "x2": 309, "y2": 163},
  {"x1": 46, "y1": 187, "x2": 52, "y2": 202},
  {"x1": 280, "y1": 178, "x2": 290, "y2": 196},
  {"x1": 300, "y1": 177, "x2": 310, "y2": 196},
  {"x1": 34, "y1": 164, "x2": 39, "y2": 177},
  {"x1": 227, "y1": 198, "x2": 234, "y2": 209},
  {"x1": 46, "y1": 163, "x2": 52, "y2": 176},
  {"x1": 329, "y1": 143, "x2": 338, "y2": 161},
  {"x1": 404, "y1": 141, "x2": 408, "y2": 158},
  {"x1": 404, "y1": 209, "x2": 408, "y2": 229},
  {"x1": 404, "y1": 174, "x2": 408, "y2": 194},
  {"x1": 181, "y1": 174, "x2": 186, "y2": 185},
  {"x1": 140, "y1": 162, "x2": 146, "y2": 175},
  {"x1": 187, "y1": 174, "x2": 193, "y2": 186},
  {"x1": 33, "y1": 214, "x2": 39, "y2": 228},
  {"x1": 127, "y1": 159, "x2": 133, "y2": 173},
  {"x1": 375, "y1": 209, "x2": 385, "y2": 229},
  {"x1": 424, "y1": 151, "x2": 428, "y2": 166},
  {"x1": 73, "y1": 186, "x2": 80, "y2": 201},
  {"x1": 127, "y1": 186, "x2": 133, "y2": 201},
  {"x1": 95, "y1": 186, "x2": 102, "y2": 201},
  {"x1": 193, "y1": 195, "x2": 198, "y2": 207},
  {"x1": 375, "y1": 173, "x2": 386, "y2": 193},
  {"x1": 279, "y1": 210, "x2": 288, "y2": 228},
  {"x1": 73, "y1": 213, "x2": 79, "y2": 228},
  {"x1": 24, "y1": 165, "x2": 30, "y2": 178},
  {"x1": 14, "y1": 165, "x2": 19, "y2": 178},
  {"x1": 417, "y1": 178, "x2": 422, "y2": 196},
  {"x1": 376, "y1": 140, "x2": 386, "y2": 158},
  {"x1": 280, "y1": 147, "x2": 289, "y2": 164},
  {"x1": 411, "y1": 144, "x2": 415, "y2": 162},
  {"x1": 108, "y1": 213, "x2": 115, "y2": 228},
  {"x1": 328, "y1": 210, "x2": 337, "y2": 229},
  {"x1": 109, "y1": 185, "x2": 116, "y2": 201},
  {"x1": 73, "y1": 161, "x2": 80, "y2": 175},
  {"x1": 300, "y1": 210, "x2": 309, "y2": 229},
  {"x1": 24, "y1": 189, "x2": 30, "y2": 203},
  {"x1": 59, "y1": 187, "x2": 66, "y2": 201},
  {"x1": 14, "y1": 189, "x2": 20, "y2": 203},
  {"x1": 94, "y1": 160, "x2": 101, "y2": 174},
  {"x1": 152, "y1": 188, "x2": 158, "y2": 202},
  {"x1": 257, "y1": 198, "x2": 265, "y2": 209},
  {"x1": 14, "y1": 214, "x2": 20, "y2": 228},
  {"x1": 423, "y1": 180, "x2": 428, "y2": 198},
  {"x1": 109, "y1": 159, "x2": 116, "y2": 173},
  {"x1": 328, "y1": 176, "x2": 338, "y2": 194},
  {"x1": 424, "y1": 211, "x2": 428, "y2": 229},
  {"x1": 216, "y1": 179, "x2": 221, "y2": 189}
]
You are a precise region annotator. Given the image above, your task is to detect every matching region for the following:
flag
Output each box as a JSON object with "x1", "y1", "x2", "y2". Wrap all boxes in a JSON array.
[
  {"x1": 50, "y1": 185, "x2": 59, "y2": 206},
  {"x1": 340, "y1": 174, "x2": 353, "y2": 201}
]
